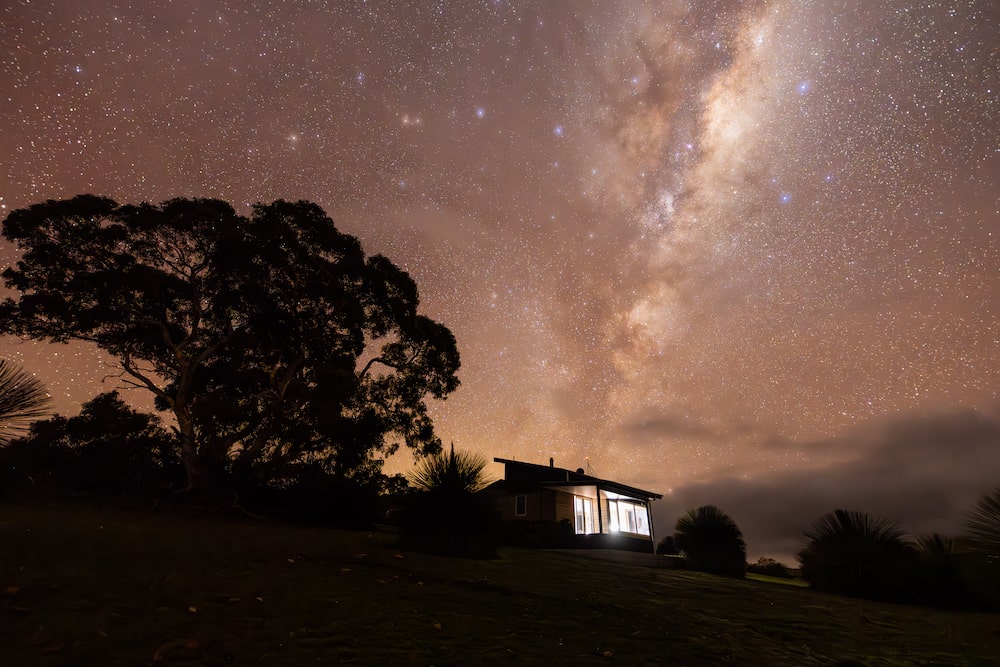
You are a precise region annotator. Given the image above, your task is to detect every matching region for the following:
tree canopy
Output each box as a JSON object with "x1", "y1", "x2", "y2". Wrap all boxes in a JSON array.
[{"x1": 0, "y1": 196, "x2": 460, "y2": 493}]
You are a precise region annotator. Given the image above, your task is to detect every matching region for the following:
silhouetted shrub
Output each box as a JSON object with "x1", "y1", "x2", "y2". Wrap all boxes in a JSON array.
[
  {"x1": 397, "y1": 488, "x2": 501, "y2": 558},
  {"x1": 0, "y1": 392, "x2": 181, "y2": 501},
  {"x1": 963, "y1": 486, "x2": 1000, "y2": 609},
  {"x1": 656, "y1": 535, "x2": 679, "y2": 555},
  {"x1": 747, "y1": 557, "x2": 792, "y2": 578},
  {"x1": 910, "y1": 534, "x2": 975, "y2": 608},
  {"x1": 798, "y1": 510, "x2": 918, "y2": 603},
  {"x1": 674, "y1": 505, "x2": 747, "y2": 578},
  {"x1": 0, "y1": 358, "x2": 51, "y2": 446},
  {"x1": 233, "y1": 462, "x2": 384, "y2": 529},
  {"x1": 395, "y1": 445, "x2": 500, "y2": 557}
]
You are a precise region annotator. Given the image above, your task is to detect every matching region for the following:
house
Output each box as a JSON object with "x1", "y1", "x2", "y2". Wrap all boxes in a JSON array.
[{"x1": 482, "y1": 457, "x2": 663, "y2": 552}]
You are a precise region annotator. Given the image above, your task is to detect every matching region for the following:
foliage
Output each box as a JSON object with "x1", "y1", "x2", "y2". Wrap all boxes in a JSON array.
[
  {"x1": 397, "y1": 444, "x2": 499, "y2": 558},
  {"x1": 0, "y1": 196, "x2": 460, "y2": 495},
  {"x1": 965, "y1": 485, "x2": 1000, "y2": 557},
  {"x1": 911, "y1": 533, "x2": 975, "y2": 608},
  {"x1": 797, "y1": 509, "x2": 917, "y2": 602},
  {"x1": 407, "y1": 443, "x2": 491, "y2": 494},
  {"x1": 656, "y1": 534, "x2": 679, "y2": 555},
  {"x1": 237, "y1": 461, "x2": 382, "y2": 529},
  {"x1": 963, "y1": 486, "x2": 1000, "y2": 609},
  {"x1": 746, "y1": 557, "x2": 792, "y2": 578},
  {"x1": 673, "y1": 505, "x2": 747, "y2": 578},
  {"x1": 0, "y1": 358, "x2": 51, "y2": 446},
  {"x1": 0, "y1": 391, "x2": 181, "y2": 499}
]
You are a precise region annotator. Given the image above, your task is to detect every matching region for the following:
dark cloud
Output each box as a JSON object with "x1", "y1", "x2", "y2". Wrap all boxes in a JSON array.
[{"x1": 652, "y1": 407, "x2": 1000, "y2": 562}]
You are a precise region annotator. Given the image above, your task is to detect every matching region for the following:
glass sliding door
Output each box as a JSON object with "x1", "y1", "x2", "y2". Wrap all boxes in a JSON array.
[{"x1": 573, "y1": 496, "x2": 595, "y2": 534}]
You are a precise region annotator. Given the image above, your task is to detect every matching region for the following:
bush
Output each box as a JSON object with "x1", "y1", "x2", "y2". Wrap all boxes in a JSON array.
[
  {"x1": 396, "y1": 488, "x2": 501, "y2": 558},
  {"x1": 656, "y1": 535, "x2": 679, "y2": 555},
  {"x1": 237, "y1": 463, "x2": 382, "y2": 529},
  {"x1": 746, "y1": 557, "x2": 792, "y2": 578},
  {"x1": 798, "y1": 509, "x2": 917, "y2": 603},
  {"x1": 963, "y1": 486, "x2": 1000, "y2": 609},
  {"x1": 0, "y1": 392, "x2": 181, "y2": 501},
  {"x1": 673, "y1": 505, "x2": 747, "y2": 578},
  {"x1": 397, "y1": 445, "x2": 500, "y2": 557}
]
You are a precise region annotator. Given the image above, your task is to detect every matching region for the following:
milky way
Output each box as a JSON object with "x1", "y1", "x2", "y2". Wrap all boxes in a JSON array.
[{"x1": 2, "y1": 1, "x2": 997, "y2": 556}]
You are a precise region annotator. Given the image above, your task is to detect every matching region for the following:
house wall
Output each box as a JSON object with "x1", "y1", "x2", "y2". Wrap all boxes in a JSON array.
[
  {"x1": 487, "y1": 487, "x2": 559, "y2": 523},
  {"x1": 553, "y1": 490, "x2": 573, "y2": 524}
]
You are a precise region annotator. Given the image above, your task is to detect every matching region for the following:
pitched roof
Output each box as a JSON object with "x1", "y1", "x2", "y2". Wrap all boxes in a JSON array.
[{"x1": 493, "y1": 457, "x2": 662, "y2": 501}]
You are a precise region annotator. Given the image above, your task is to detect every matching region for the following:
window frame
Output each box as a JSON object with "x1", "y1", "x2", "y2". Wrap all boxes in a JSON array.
[{"x1": 514, "y1": 494, "x2": 527, "y2": 516}]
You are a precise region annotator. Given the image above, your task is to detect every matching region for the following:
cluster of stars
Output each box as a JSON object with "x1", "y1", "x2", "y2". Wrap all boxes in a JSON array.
[{"x1": 0, "y1": 1, "x2": 996, "y2": 511}]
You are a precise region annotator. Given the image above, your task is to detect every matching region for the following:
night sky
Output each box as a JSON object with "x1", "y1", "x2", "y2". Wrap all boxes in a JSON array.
[{"x1": 2, "y1": 1, "x2": 997, "y2": 559}]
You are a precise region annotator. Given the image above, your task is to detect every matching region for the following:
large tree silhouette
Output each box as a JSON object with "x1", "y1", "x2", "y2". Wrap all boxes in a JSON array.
[{"x1": 0, "y1": 196, "x2": 459, "y2": 492}]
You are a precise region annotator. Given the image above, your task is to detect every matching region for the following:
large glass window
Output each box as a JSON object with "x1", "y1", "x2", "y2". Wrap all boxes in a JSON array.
[{"x1": 607, "y1": 499, "x2": 650, "y2": 536}]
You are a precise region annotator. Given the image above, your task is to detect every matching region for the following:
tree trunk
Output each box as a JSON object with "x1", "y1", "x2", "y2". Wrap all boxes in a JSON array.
[{"x1": 175, "y1": 402, "x2": 211, "y2": 493}]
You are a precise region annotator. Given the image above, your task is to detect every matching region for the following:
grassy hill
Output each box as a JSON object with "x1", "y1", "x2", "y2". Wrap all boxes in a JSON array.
[{"x1": 1, "y1": 503, "x2": 997, "y2": 666}]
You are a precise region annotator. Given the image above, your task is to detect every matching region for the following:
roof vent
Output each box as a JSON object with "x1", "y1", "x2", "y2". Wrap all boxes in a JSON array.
[
  {"x1": 576, "y1": 468, "x2": 585, "y2": 474},
  {"x1": 549, "y1": 457, "x2": 554, "y2": 467}
]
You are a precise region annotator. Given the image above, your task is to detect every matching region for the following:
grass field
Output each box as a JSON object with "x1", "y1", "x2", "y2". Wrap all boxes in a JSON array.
[{"x1": 2, "y1": 502, "x2": 997, "y2": 666}]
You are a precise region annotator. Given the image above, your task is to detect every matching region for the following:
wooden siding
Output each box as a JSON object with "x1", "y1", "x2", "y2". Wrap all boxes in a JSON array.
[{"x1": 554, "y1": 490, "x2": 573, "y2": 524}]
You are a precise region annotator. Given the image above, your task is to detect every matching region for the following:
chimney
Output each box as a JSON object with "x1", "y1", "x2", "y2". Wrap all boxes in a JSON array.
[{"x1": 549, "y1": 457, "x2": 554, "y2": 468}]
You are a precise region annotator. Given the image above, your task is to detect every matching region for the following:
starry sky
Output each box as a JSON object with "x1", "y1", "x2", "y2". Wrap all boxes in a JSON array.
[{"x1": 1, "y1": 0, "x2": 997, "y2": 559}]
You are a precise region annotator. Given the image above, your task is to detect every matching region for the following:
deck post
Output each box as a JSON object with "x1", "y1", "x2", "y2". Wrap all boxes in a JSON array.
[{"x1": 596, "y1": 486, "x2": 603, "y2": 534}]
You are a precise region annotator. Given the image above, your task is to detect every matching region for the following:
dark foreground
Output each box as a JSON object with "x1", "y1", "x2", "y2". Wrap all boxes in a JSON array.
[{"x1": 1, "y1": 503, "x2": 997, "y2": 666}]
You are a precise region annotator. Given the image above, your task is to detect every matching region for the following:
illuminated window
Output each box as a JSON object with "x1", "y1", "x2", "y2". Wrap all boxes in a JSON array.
[
  {"x1": 573, "y1": 496, "x2": 594, "y2": 534},
  {"x1": 608, "y1": 499, "x2": 650, "y2": 536}
]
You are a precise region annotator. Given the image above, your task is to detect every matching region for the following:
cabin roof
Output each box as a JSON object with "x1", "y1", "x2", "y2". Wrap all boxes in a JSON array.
[{"x1": 493, "y1": 457, "x2": 663, "y2": 501}]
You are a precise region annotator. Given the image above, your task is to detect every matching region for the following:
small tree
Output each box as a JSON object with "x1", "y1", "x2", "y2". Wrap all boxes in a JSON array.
[
  {"x1": 0, "y1": 359, "x2": 51, "y2": 446},
  {"x1": 673, "y1": 505, "x2": 747, "y2": 577}
]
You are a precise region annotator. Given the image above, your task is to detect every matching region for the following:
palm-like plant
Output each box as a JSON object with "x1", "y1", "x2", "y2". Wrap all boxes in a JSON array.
[
  {"x1": 408, "y1": 443, "x2": 490, "y2": 495},
  {"x1": 673, "y1": 505, "x2": 747, "y2": 577},
  {"x1": 966, "y1": 486, "x2": 1000, "y2": 557},
  {"x1": 915, "y1": 533, "x2": 955, "y2": 561},
  {"x1": 913, "y1": 533, "x2": 972, "y2": 608},
  {"x1": 798, "y1": 509, "x2": 914, "y2": 600},
  {"x1": 0, "y1": 359, "x2": 52, "y2": 446},
  {"x1": 401, "y1": 444, "x2": 498, "y2": 557}
]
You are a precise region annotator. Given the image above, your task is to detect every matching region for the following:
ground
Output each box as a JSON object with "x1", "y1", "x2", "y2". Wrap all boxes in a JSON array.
[{"x1": 1, "y1": 502, "x2": 997, "y2": 666}]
